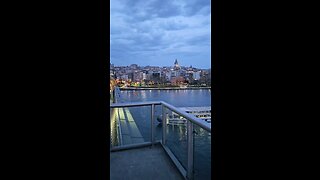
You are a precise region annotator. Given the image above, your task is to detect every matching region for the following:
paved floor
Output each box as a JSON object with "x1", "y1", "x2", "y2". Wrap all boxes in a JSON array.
[{"x1": 110, "y1": 144, "x2": 184, "y2": 180}]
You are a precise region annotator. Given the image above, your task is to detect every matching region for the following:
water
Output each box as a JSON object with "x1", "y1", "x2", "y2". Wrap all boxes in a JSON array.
[
  {"x1": 120, "y1": 89, "x2": 211, "y2": 107},
  {"x1": 113, "y1": 89, "x2": 211, "y2": 180}
]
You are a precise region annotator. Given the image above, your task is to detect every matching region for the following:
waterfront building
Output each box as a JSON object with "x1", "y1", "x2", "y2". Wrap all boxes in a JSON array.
[
  {"x1": 193, "y1": 71, "x2": 201, "y2": 81},
  {"x1": 133, "y1": 71, "x2": 143, "y2": 82},
  {"x1": 111, "y1": 60, "x2": 211, "y2": 87},
  {"x1": 151, "y1": 71, "x2": 161, "y2": 82},
  {"x1": 170, "y1": 76, "x2": 185, "y2": 85},
  {"x1": 142, "y1": 72, "x2": 147, "y2": 80},
  {"x1": 165, "y1": 71, "x2": 172, "y2": 81},
  {"x1": 171, "y1": 70, "x2": 177, "y2": 78},
  {"x1": 120, "y1": 74, "x2": 129, "y2": 81}
]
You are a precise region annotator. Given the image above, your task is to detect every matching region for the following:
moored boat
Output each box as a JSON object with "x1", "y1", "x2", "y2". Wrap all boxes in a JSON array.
[{"x1": 157, "y1": 106, "x2": 211, "y2": 125}]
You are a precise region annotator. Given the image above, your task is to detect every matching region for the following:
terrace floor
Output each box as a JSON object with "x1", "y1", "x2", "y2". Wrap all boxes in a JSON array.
[{"x1": 110, "y1": 144, "x2": 184, "y2": 180}]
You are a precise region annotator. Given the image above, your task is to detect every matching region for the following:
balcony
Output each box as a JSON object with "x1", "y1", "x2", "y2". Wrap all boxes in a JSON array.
[{"x1": 110, "y1": 94, "x2": 211, "y2": 180}]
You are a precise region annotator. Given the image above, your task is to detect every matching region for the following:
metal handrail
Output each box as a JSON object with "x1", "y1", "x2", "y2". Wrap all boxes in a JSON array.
[
  {"x1": 110, "y1": 101, "x2": 211, "y2": 132},
  {"x1": 110, "y1": 101, "x2": 161, "y2": 108},
  {"x1": 113, "y1": 86, "x2": 122, "y2": 103}
]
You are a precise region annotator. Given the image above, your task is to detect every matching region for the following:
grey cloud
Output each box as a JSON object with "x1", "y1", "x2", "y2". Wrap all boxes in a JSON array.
[
  {"x1": 110, "y1": 0, "x2": 211, "y2": 68},
  {"x1": 118, "y1": 0, "x2": 183, "y2": 18},
  {"x1": 183, "y1": 0, "x2": 211, "y2": 16}
]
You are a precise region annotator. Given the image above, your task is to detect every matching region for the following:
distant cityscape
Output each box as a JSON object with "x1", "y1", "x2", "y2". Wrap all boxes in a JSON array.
[{"x1": 110, "y1": 59, "x2": 211, "y2": 88}]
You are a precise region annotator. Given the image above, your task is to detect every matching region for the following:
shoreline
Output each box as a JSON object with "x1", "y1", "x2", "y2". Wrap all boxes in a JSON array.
[{"x1": 119, "y1": 87, "x2": 211, "y2": 90}]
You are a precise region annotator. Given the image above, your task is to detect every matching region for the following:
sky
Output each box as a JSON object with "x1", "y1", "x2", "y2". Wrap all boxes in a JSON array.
[{"x1": 110, "y1": 0, "x2": 211, "y2": 69}]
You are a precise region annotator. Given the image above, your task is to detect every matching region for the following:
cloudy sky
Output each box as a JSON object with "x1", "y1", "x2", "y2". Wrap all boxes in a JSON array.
[{"x1": 110, "y1": 0, "x2": 211, "y2": 69}]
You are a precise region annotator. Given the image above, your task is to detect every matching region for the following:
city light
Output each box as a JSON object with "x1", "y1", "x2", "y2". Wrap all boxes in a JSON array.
[{"x1": 110, "y1": 59, "x2": 211, "y2": 88}]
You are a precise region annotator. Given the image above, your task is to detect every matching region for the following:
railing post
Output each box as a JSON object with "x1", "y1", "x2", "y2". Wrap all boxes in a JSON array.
[
  {"x1": 113, "y1": 87, "x2": 118, "y2": 103},
  {"x1": 162, "y1": 105, "x2": 166, "y2": 145},
  {"x1": 187, "y1": 120, "x2": 194, "y2": 180},
  {"x1": 112, "y1": 88, "x2": 117, "y2": 103},
  {"x1": 151, "y1": 104, "x2": 155, "y2": 147}
]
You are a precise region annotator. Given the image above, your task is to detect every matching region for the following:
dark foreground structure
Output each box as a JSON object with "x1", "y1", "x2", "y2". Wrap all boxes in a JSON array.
[
  {"x1": 110, "y1": 89, "x2": 211, "y2": 180},
  {"x1": 110, "y1": 143, "x2": 184, "y2": 180}
]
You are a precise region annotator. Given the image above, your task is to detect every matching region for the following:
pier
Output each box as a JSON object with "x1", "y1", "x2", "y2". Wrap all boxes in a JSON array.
[
  {"x1": 179, "y1": 106, "x2": 211, "y2": 123},
  {"x1": 157, "y1": 106, "x2": 211, "y2": 125}
]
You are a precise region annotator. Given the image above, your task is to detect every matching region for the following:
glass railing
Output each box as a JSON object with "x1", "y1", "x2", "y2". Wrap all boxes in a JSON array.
[
  {"x1": 193, "y1": 123, "x2": 211, "y2": 179},
  {"x1": 110, "y1": 101, "x2": 211, "y2": 180},
  {"x1": 163, "y1": 107, "x2": 188, "y2": 170}
]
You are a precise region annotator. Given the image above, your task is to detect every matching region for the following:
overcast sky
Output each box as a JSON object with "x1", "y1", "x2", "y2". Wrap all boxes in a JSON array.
[{"x1": 110, "y1": 0, "x2": 211, "y2": 69}]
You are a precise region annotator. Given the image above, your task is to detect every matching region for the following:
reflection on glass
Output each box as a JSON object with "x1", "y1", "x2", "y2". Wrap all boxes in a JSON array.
[
  {"x1": 193, "y1": 123, "x2": 211, "y2": 180},
  {"x1": 110, "y1": 108, "x2": 119, "y2": 147}
]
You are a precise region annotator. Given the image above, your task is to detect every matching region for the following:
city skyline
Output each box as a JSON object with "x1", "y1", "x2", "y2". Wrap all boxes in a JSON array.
[
  {"x1": 110, "y1": 59, "x2": 210, "y2": 69},
  {"x1": 110, "y1": 0, "x2": 211, "y2": 69},
  {"x1": 110, "y1": 58, "x2": 211, "y2": 87}
]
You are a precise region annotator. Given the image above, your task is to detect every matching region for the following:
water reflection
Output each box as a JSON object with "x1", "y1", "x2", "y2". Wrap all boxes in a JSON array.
[
  {"x1": 110, "y1": 108, "x2": 119, "y2": 147},
  {"x1": 140, "y1": 90, "x2": 146, "y2": 99}
]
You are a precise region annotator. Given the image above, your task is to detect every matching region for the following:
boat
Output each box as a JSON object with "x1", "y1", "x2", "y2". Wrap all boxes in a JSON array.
[
  {"x1": 157, "y1": 106, "x2": 211, "y2": 125},
  {"x1": 157, "y1": 114, "x2": 186, "y2": 125}
]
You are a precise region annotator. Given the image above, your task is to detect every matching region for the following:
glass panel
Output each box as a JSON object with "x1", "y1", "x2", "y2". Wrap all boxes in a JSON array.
[
  {"x1": 164, "y1": 108, "x2": 188, "y2": 170},
  {"x1": 128, "y1": 106, "x2": 151, "y2": 143},
  {"x1": 193, "y1": 123, "x2": 211, "y2": 180},
  {"x1": 154, "y1": 105, "x2": 163, "y2": 141},
  {"x1": 112, "y1": 106, "x2": 150, "y2": 146}
]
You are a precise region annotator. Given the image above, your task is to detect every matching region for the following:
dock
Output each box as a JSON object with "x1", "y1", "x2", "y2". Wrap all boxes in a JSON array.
[
  {"x1": 179, "y1": 106, "x2": 211, "y2": 123},
  {"x1": 112, "y1": 107, "x2": 144, "y2": 145},
  {"x1": 157, "y1": 106, "x2": 212, "y2": 125},
  {"x1": 178, "y1": 106, "x2": 211, "y2": 113}
]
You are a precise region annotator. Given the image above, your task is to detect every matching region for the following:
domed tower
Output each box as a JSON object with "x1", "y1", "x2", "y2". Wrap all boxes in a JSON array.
[{"x1": 174, "y1": 59, "x2": 180, "y2": 70}]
